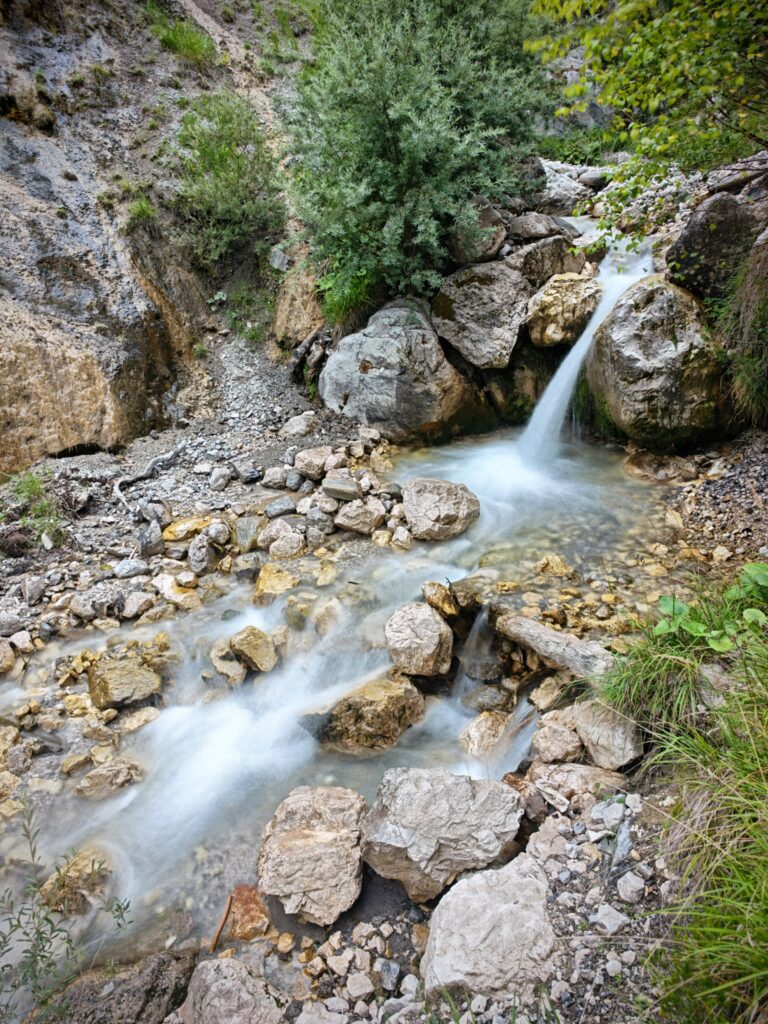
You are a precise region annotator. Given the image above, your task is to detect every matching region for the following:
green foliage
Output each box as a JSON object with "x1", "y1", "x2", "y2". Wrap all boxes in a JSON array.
[
  {"x1": 532, "y1": 0, "x2": 768, "y2": 230},
  {"x1": 174, "y1": 91, "x2": 285, "y2": 270},
  {"x1": 192, "y1": 342, "x2": 210, "y2": 359},
  {"x1": 289, "y1": 0, "x2": 551, "y2": 308},
  {"x1": 126, "y1": 195, "x2": 157, "y2": 231},
  {"x1": 146, "y1": 2, "x2": 217, "y2": 65},
  {"x1": 10, "y1": 472, "x2": 62, "y2": 546},
  {"x1": 0, "y1": 808, "x2": 130, "y2": 1022},
  {"x1": 536, "y1": 125, "x2": 625, "y2": 165},
  {"x1": 225, "y1": 282, "x2": 273, "y2": 345}
]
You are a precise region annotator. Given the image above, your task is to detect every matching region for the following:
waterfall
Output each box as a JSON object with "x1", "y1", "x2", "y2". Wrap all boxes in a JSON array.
[{"x1": 517, "y1": 233, "x2": 653, "y2": 465}]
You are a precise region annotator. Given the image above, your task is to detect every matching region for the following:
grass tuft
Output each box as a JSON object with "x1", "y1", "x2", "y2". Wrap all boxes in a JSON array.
[{"x1": 146, "y1": 2, "x2": 216, "y2": 65}]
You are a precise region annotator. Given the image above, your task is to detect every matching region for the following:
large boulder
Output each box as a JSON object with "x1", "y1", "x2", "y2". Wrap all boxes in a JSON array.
[
  {"x1": 431, "y1": 263, "x2": 532, "y2": 369},
  {"x1": 526, "y1": 273, "x2": 602, "y2": 347},
  {"x1": 175, "y1": 959, "x2": 284, "y2": 1024},
  {"x1": 303, "y1": 676, "x2": 425, "y2": 751},
  {"x1": 420, "y1": 854, "x2": 557, "y2": 1000},
  {"x1": 570, "y1": 699, "x2": 643, "y2": 770},
  {"x1": 384, "y1": 602, "x2": 453, "y2": 676},
  {"x1": 493, "y1": 612, "x2": 614, "y2": 677},
  {"x1": 258, "y1": 786, "x2": 367, "y2": 926},
  {"x1": 402, "y1": 477, "x2": 480, "y2": 540},
  {"x1": 361, "y1": 767, "x2": 523, "y2": 901},
  {"x1": 667, "y1": 193, "x2": 763, "y2": 299},
  {"x1": 318, "y1": 303, "x2": 494, "y2": 442},
  {"x1": 505, "y1": 236, "x2": 585, "y2": 288},
  {"x1": 586, "y1": 276, "x2": 722, "y2": 449}
]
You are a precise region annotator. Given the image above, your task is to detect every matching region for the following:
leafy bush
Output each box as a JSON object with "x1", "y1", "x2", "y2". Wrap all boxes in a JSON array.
[
  {"x1": 288, "y1": 0, "x2": 550, "y2": 313},
  {"x1": 174, "y1": 91, "x2": 285, "y2": 270},
  {"x1": 146, "y1": 2, "x2": 217, "y2": 65}
]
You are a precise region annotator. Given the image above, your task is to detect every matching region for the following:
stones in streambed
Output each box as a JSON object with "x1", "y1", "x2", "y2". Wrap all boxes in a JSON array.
[
  {"x1": 227, "y1": 884, "x2": 271, "y2": 941},
  {"x1": 361, "y1": 767, "x2": 523, "y2": 901},
  {"x1": 385, "y1": 603, "x2": 453, "y2": 676},
  {"x1": 459, "y1": 710, "x2": 511, "y2": 757},
  {"x1": 173, "y1": 958, "x2": 284, "y2": 1024},
  {"x1": 526, "y1": 273, "x2": 602, "y2": 347},
  {"x1": 40, "y1": 847, "x2": 111, "y2": 915},
  {"x1": 253, "y1": 563, "x2": 300, "y2": 604},
  {"x1": 229, "y1": 625, "x2": 278, "y2": 674},
  {"x1": 319, "y1": 302, "x2": 493, "y2": 442},
  {"x1": 333, "y1": 496, "x2": 387, "y2": 535},
  {"x1": 420, "y1": 853, "x2": 557, "y2": 1001},
  {"x1": 585, "y1": 275, "x2": 724, "y2": 449},
  {"x1": 209, "y1": 638, "x2": 247, "y2": 687},
  {"x1": 74, "y1": 757, "x2": 144, "y2": 800},
  {"x1": 493, "y1": 611, "x2": 614, "y2": 678},
  {"x1": 87, "y1": 658, "x2": 162, "y2": 711},
  {"x1": 402, "y1": 478, "x2": 479, "y2": 541},
  {"x1": 431, "y1": 263, "x2": 532, "y2": 369},
  {"x1": 258, "y1": 786, "x2": 367, "y2": 926},
  {"x1": 301, "y1": 676, "x2": 425, "y2": 752}
]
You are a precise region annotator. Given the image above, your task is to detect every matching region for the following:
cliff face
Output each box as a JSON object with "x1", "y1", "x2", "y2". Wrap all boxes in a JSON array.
[{"x1": 0, "y1": 0, "x2": 210, "y2": 472}]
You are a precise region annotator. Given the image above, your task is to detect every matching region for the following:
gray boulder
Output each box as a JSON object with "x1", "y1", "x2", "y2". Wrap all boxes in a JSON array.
[
  {"x1": 385, "y1": 602, "x2": 453, "y2": 676},
  {"x1": 668, "y1": 193, "x2": 763, "y2": 299},
  {"x1": 421, "y1": 854, "x2": 557, "y2": 1000},
  {"x1": 362, "y1": 767, "x2": 523, "y2": 901},
  {"x1": 586, "y1": 275, "x2": 722, "y2": 449},
  {"x1": 402, "y1": 477, "x2": 480, "y2": 540},
  {"x1": 176, "y1": 959, "x2": 284, "y2": 1024},
  {"x1": 319, "y1": 303, "x2": 493, "y2": 442},
  {"x1": 526, "y1": 273, "x2": 602, "y2": 347},
  {"x1": 449, "y1": 202, "x2": 506, "y2": 264},
  {"x1": 432, "y1": 263, "x2": 532, "y2": 368},
  {"x1": 505, "y1": 235, "x2": 585, "y2": 288}
]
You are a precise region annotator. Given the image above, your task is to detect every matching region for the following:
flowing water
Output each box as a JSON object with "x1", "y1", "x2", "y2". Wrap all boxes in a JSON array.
[{"x1": 2, "y1": 225, "x2": 671, "y2": 949}]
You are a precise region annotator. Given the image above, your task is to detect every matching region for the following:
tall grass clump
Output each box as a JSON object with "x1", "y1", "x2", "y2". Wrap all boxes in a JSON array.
[
  {"x1": 174, "y1": 91, "x2": 285, "y2": 270},
  {"x1": 146, "y1": 2, "x2": 217, "y2": 66},
  {"x1": 288, "y1": 0, "x2": 551, "y2": 321},
  {"x1": 602, "y1": 562, "x2": 768, "y2": 1021}
]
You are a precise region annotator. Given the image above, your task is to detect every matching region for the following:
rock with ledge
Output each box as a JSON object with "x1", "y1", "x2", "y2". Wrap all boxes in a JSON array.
[
  {"x1": 402, "y1": 477, "x2": 480, "y2": 541},
  {"x1": 493, "y1": 612, "x2": 614, "y2": 677},
  {"x1": 421, "y1": 853, "x2": 557, "y2": 1000},
  {"x1": 431, "y1": 262, "x2": 532, "y2": 369},
  {"x1": 229, "y1": 626, "x2": 278, "y2": 673},
  {"x1": 258, "y1": 786, "x2": 367, "y2": 926},
  {"x1": 303, "y1": 676, "x2": 425, "y2": 751},
  {"x1": 385, "y1": 602, "x2": 453, "y2": 676},
  {"x1": 586, "y1": 276, "x2": 723, "y2": 449},
  {"x1": 361, "y1": 767, "x2": 523, "y2": 901},
  {"x1": 87, "y1": 657, "x2": 162, "y2": 711},
  {"x1": 319, "y1": 303, "x2": 493, "y2": 442},
  {"x1": 504, "y1": 235, "x2": 585, "y2": 288},
  {"x1": 526, "y1": 273, "x2": 602, "y2": 347}
]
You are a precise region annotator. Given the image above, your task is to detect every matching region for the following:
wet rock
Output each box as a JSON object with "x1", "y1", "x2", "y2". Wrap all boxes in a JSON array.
[
  {"x1": 459, "y1": 711, "x2": 510, "y2": 757},
  {"x1": 586, "y1": 276, "x2": 722, "y2": 449},
  {"x1": 526, "y1": 274, "x2": 601, "y2": 347},
  {"x1": 362, "y1": 767, "x2": 523, "y2": 901},
  {"x1": 75, "y1": 758, "x2": 144, "y2": 800},
  {"x1": 40, "y1": 848, "x2": 111, "y2": 915},
  {"x1": 305, "y1": 676, "x2": 425, "y2": 751},
  {"x1": 253, "y1": 564, "x2": 300, "y2": 604},
  {"x1": 504, "y1": 235, "x2": 586, "y2": 288},
  {"x1": 668, "y1": 192, "x2": 763, "y2": 299},
  {"x1": 421, "y1": 854, "x2": 557, "y2": 1000},
  {"x1": 265, "y1": 496, "x2": 298, "y2": 519},
  {"x1": 258, "y1": 786, "x2": 367, "y2": 926},
  {"x1": 229, "y1": 626, "x2": 278, "y2": 673},
  {"x1": 385, "y1": 603, "x2": 453, "y2": 676},
  {"x1": 334, "y1": 497, "x2": 387, "y2": 535},
  {"x1": 176, "y1": 958, "x2": 284, "y2": 1024},
  {"x1": 210, "y1": 638, "x2": 247, "y2": 687},
  {"x1": 0, "y1": 640, "x2": 15, "y2": 675},
  {"x1": 402, "y1": 478, "x2": 479, "y2": 541},
  {"x1": 431, "y1": 263, "x2": 532, "y2": 369},
  {"x1": 421, "y1": 581, "x2": 461, "y2": 621},
  {"x1": 228, "y1": 884, "x2": 271, "y2": 940},
  {"x1": 493, "y1": 613, "x2": 614, "y2": 677},
  {"x1": 87, "y1": 658, "x2": 162, "y2": 711},
  {"x1": 319, "y1": 303, "x2": 492, "y2": 442},
  {"x1": 58, "y1": 951, "x2": 196, "y2": 1024},
  {"x1": 233, "y1": 515, "x2": 264, "y2": 553},
  {"x1": 151, "y1": 574, "x2": 201, "y2": 612}
]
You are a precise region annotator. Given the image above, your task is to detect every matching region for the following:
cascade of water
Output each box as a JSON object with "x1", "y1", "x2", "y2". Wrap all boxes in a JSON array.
[{"x1": 517, "y1": 234, "x2": 653, "y2": 466}]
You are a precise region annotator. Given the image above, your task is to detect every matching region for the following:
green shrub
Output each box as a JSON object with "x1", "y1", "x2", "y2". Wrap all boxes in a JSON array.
[
  {"x1": 174, "y1": 91, "x2": 285, "y2": 269},
  {"x1": 146, "y1": 2, "x2": 217, "y2": 65},
  {"x1": 126, "y1": 195, "x2": 157, "y2": 230},
  {"x1": 10, "y1": 471, "x2": 62, "y2": 545},
  {"x1": 288, "y1": 0, "x2": 551, "y2": 310}
]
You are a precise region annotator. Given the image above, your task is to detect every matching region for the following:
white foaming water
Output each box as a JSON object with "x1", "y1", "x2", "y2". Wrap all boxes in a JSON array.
[
  {"x1": 518, "y1": 234, "x2": 653, "y2": 465},
  {"x1": 15, "y1": 221, "x2": 664, "y2": 943}
]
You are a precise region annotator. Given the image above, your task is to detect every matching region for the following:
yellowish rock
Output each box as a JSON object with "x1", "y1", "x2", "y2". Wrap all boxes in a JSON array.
[
  {"x1": 230, "y1": 626, "x2": 278, "y2": 673},
  {"x1": 162, "y1": 517, "x2": 212, "y2": 542},
  {"x1": 253, "y1": 564, "x2": 299, "y2": 604},
  {"x1": 534, "y1": 553, "x2": 573, "y2": 578}
]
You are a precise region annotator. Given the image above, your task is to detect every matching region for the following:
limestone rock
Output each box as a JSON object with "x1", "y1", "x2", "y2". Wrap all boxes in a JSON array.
[
  {"x1": 493, "y1": 613, "x2": 614, "y2": 677},
  {"x1": 229, "y1": 626, "x2": 278, "y2": 673},
  {"x1": 272, "y1": 258, "x2": 324, "y2": 348},
  {"x1": 586, "y1": 276, "x2": 722, "y2": 449},
  {"x1": 253, "y1": 563, "x2": 299, "y2": 604},
  {"x1": 527, "y1": 762, "x2": 625, "y2": 811},
  {"x1": 504, "y1": 212, "x2": 575, "y2": 241},
  {"x1": 75, "y1": 758, "x2": 144, "y2": 800},
  {"x1": 295, "y1": 446, "x2": 333, "y2": 481},
  {"x1": 668, "y1": 192, "x2": 762, "y2": 299},
  {"x1": 384, "y1": 603, "x2": 453, "y2": 676},
  {"x1": 505, "y1": 235, "x2": 586, "y2": 288},
  {"x1": 571, "y1": 699, "x2": 643, "y2": 770},
  {"x1": 535, "y1": 161, "x2": 594, "y2": 214},
  {"x1": 210, "y1": 638, "x2": 247, "y2": 687},
  {"x1": 279, "y1": 410, "x2": 320, "y2": 440},
  {"x1": 151, "y1": 574, "x2": 202, "y2": 612},
  {"x1": 531, "y1": 709, "x2": 583, "y2": 763},
  {"x1": 334, "y1": 497, "x2": 387, "y2": 535},
  {"x1": 0, "y1": 640, "x2": 15, "y2": 675},
  {"x1": 431, "y1": 263, "x2": 532, "y2": 369},
  {"x1": 258, "y1": 786, "x2": 367, "y2": 926},
  {"x1": 421, "y1": 854, "x2": 557, "y2": 999},
  {"x1": 449, "y1": 202, "x2": 506, "y2": 264},
  {"x1": 40, "y1": 848, "x2": 111, "y2": 915},
  {"x1": 319, "y1": 303, "x2": 493, "y2": 443},
  {"x1": 459, "y1": 711, "x2": 510, "y2": 757},
  {"x1": 305, "y1": 676, "x2": 425, "y2": 751},
  {"x1": 526, "y1": 273, "x2": 602, "y2": 347},
  {"x1": 87, "y1": 658, "x2": 162, "y2": 711},
  {"x1": 361, "y1": 767, "x2": 523, "y2": 901},
  {"x1": 177, "y1": 959, "x2": 284, "y2": 1024},
  {"x1": 402, "y1": 478, "x2": 480, "y2": 541}
]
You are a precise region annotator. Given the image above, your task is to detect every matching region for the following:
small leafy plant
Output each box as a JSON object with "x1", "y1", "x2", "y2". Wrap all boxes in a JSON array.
[{"x1": 10, "y1": 472, "x2": 62, "y2": 546}]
